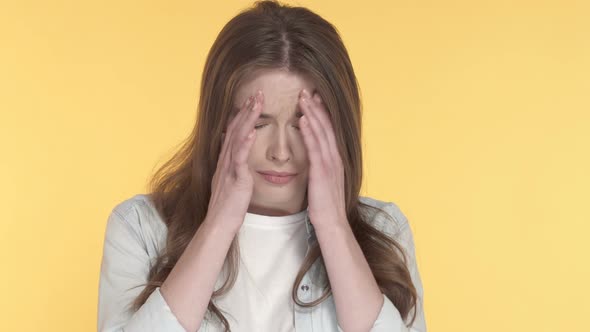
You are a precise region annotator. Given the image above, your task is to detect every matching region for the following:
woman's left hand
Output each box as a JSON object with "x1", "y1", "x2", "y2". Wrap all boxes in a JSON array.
[{"x1": 298, "y1": 88, "x2": 347, "y2": 231}]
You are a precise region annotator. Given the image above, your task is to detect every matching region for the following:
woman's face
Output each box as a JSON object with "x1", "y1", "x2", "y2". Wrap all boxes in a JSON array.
[{"x1": 232, "y1": 68, "x2": 316, "y2": 216}]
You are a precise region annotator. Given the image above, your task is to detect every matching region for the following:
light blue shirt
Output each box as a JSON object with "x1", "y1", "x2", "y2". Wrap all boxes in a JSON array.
[{"x1": 97, "y1": 194, "x2": 427, "y2": 331}]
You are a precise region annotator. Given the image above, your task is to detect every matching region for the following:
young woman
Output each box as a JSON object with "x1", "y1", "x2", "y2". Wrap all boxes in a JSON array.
[{"x1": 98, "y1": 1, "x2": 426, "y2": 331}]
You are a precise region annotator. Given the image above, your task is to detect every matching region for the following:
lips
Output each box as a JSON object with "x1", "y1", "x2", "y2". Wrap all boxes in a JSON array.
[
  {"x1": 257, "y1": 171, "x2": 297, "y2": 185},
  {"x1": 257, "y1": 170, "x2": 297, "y2": 176}
]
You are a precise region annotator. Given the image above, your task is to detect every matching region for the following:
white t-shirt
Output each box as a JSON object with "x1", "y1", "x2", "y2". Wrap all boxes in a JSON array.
[{"x1": 211, "y1": 209, "x2": 309, "y2": 332}]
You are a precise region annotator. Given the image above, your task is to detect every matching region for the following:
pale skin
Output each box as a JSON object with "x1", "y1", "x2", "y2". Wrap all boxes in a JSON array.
[
  {"x1": 232, "y1": 68, "x2": 312, "y2": 216},
  {"x1": 161, "y1": 69, "x2": 383, "y2": 332}
]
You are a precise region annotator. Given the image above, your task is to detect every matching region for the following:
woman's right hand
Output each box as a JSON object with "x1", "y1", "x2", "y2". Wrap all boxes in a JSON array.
[{"x1": 205, "y1": 90, "x2": 264, "y2": 233}]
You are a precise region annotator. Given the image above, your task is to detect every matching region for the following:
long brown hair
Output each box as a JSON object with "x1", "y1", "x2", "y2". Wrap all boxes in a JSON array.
[{"x1": 130, "y1": 0, "x2": 417, "y2": 330}]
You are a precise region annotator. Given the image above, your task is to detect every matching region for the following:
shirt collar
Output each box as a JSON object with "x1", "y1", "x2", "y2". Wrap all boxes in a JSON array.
[{"x1": 304, "y1": 211, "x2": 316, "y2": 242}]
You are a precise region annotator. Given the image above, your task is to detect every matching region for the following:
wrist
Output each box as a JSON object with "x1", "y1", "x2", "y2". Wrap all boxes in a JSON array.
[{"x1": 202, "y1": 216, "x2": 240, "y2": 239}]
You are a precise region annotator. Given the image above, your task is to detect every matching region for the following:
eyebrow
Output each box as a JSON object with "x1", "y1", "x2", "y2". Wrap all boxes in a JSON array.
[
  {"x1": 259, "y1": 110, "x2": 304, "y2": 119},
  {"x1": 231, "y1": 106, "x2": 304, "y2": 119}
]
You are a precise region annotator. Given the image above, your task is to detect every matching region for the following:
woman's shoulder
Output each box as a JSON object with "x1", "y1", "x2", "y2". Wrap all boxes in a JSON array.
[
  {"x1": 110, "y1": 193, "x2": 157, "y2": 214},
  {"x1": 358, "y1": 195, "x2": 410, "y2": 239},
  {"x1": 109, "y1": 193, "x2": 163, "y2": 227},
  {"x1": 106, "y1": 193, "x2": 168, "y2": 257}
]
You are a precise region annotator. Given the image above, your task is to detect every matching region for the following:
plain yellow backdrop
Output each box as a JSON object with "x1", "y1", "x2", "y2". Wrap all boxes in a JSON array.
[{"x1": 1, "y1": 0, "x2": 588, "y2": 331}]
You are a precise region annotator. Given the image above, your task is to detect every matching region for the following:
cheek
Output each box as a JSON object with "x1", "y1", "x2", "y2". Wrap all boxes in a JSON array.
[
  {"x1": 246, "y1": 149, "x2": 258, "y2": 165},
  {"x1": 297, "y1": 147, "x2": 310, "y2": 165},
  {"x1": 246, "y1": 141, "x2": 265, "y2": 167}
]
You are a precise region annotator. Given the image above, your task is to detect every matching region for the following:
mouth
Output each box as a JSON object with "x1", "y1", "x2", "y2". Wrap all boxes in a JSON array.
[
  {"x1": 257, "y1": 170, "x2": 297, "y2": 176},
  {"x1": 257, "y1": 171, "x2": 297, "y2": 185}
]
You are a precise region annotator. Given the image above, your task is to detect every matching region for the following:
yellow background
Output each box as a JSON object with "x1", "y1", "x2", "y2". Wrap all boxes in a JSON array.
[{"x1": 1, "y1": 0, "x2": 588, "y2": 331}]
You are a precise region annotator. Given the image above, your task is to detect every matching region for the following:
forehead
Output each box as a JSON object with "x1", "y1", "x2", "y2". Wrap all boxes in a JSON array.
[{"x1": 233, "y1": 69, "x2": 316, "y2": 118}]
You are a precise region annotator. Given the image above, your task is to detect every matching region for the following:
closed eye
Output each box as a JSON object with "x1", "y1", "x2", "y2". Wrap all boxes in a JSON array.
[{"x1": 254, "y1": 124, "x2": 300, "y2": 131}]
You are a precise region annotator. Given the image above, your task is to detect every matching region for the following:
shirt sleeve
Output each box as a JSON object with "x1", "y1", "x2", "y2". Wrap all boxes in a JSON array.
[
  {"x1": 97, "y1": 205, "x2": 187, "y2": 332},
  {"x1": 337, "y1": 202, "x2": 428, "y2": 332}
]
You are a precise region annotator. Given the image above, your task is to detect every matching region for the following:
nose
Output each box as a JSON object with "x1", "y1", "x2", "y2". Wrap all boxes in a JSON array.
[{"x1": 268, "y1": 131, "x2": 292, "y2": 162}]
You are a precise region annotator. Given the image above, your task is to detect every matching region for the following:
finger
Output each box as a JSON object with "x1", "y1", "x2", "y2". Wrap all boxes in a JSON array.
[
  {"x1": 308, "y1": 91, "x2": 335, "y2": 138},
  {"x1": 304, "y1": 89, "x2": 341, "y2": 165},
  {"x1": 234, "y1": 128, "x2": 257, "y2": 179},
  {"x1": 299, "y1": 91, "x2": 330, "y2": 165},
  {"x1": 220, "y1": 95, "x2": 255, "y2": 172},
  {"x1": 224, "y1": 94, "x2": 254, "y2": 143},
  {"x1": 234, "y1": 90, "x2": 263, "y2": 145},
  {"x1": 313, "y1": 92, "x2": 341, "y2": 165},
  {"x1": 231, "y1": 90, "x2": 263, "y2": 167},
  {"x1": 219, "y1": 95, "x2": 253, "y2": 171},
  {"x1": 299, "y1": 113, "x2": 322, "y2": 168},
  {"x1": 312, "y1": 91, "x2": 323, "y2": 105}
]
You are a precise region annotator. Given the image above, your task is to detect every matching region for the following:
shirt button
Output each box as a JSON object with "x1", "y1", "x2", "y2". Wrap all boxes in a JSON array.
[{"x1": 300, "y1": 284, "x2": 309, "y2": 291}]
